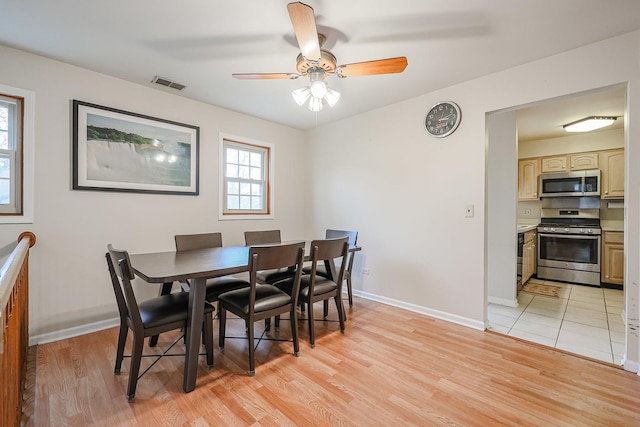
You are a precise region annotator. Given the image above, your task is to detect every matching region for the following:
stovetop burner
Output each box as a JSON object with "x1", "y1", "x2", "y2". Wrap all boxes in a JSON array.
[{"x1": 539, "y1": 218, "x2": 601, "y2": 228}]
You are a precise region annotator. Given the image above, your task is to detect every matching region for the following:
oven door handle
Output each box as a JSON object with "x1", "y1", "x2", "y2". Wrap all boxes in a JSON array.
[{"x1": 538, "y1": 233, "x2": 600, "y2": 240}]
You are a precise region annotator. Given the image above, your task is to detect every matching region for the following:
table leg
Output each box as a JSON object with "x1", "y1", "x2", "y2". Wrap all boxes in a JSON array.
[
  {"x1": 183, "y1": 277, "x2": 206, "y2": 393},
  {"x1": 149, "y1": 282, "x2": 174, "y2": 347}
]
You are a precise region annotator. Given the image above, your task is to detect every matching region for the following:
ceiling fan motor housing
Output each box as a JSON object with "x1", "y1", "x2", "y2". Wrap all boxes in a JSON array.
[{"x1": 296, "y1": 49, "x2": 337, "y2": 75}]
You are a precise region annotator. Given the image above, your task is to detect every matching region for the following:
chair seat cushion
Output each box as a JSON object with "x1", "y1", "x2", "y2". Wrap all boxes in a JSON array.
[
  {"x1": 275, "y1": 276, "x2": 337, "y2": 300},
  {"x1": 302, "y1": 264, "x2": 330, "y2": 278},
  {"x1": 138, "y1": 293, "x2": 214, "y2": 329},
  {"x1": 256, "y1": 268, "x2": 296, "y2": 284},
  {"x1": 218, "y1": 284, "x2": 291, "y2": 314},
  {"x1": 205, "y1": 277, "x2": 250, "y2": 301}
]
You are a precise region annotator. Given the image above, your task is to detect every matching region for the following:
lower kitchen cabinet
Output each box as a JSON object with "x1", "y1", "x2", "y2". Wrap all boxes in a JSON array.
[
  {"x1": 602, "y1": 231, "x2": 624, "y2": 286},
  {"x1": 521, "y1": 230, "x2": 536, "y2": 287}
]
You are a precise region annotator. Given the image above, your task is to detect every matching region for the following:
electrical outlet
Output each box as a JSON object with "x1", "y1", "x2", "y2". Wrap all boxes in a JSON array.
[
  {"x1": 362, "y1": 268, "x2": 370, "y2": 275},
  {"x1": 465, "y1": 204, "x2": 474, "y2": 218},
  {"x1": 524, "y1": 208, "x2": 532, "y2": 216}
]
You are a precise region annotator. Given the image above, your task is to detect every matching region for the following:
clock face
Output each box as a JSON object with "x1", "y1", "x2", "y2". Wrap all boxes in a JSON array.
[{"x1": 425, "y1": 101, "x2": 461, "y2": 137}]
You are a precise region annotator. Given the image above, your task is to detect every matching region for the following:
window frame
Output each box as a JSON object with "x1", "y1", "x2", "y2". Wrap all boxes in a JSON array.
[
  {"x1": 0, "y1": 84, "x2": 34, "y2": 223},
  {"x1": 218, "y1": 133, "x2": 274, "y2": 220}
]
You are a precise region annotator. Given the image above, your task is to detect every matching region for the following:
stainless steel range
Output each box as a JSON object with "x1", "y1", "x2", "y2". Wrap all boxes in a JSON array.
[{"x1": 536, "y1": 197, "x2": 601, "y2": 286}]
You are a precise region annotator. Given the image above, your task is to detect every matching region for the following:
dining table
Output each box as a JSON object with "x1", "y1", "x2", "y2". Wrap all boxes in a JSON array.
[{"x1": 129, "y1": 240, "x2": 361, "y2": 393}]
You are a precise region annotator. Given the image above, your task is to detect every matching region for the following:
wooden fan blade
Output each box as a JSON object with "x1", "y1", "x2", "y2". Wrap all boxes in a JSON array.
[
  {"x1": 287, "y1": 2, "x2": 321, "y2": 62},
  {"x1": 232, "y1": 73, "x2": 300, "y2": 80},
  {"x1": 337, "y1": 57, "x2": 408, "y2": 78}
]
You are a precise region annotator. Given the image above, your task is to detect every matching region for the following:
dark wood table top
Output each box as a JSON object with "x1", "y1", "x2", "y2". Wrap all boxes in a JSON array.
[{"x1": 130, "y1": 240, "x2": 361, "y2": 283}]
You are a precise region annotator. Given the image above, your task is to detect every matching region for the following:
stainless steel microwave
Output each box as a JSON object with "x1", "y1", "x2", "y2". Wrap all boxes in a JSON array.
[{"x1": 538, "y1": 169, "x2": 601, "y2": 198}]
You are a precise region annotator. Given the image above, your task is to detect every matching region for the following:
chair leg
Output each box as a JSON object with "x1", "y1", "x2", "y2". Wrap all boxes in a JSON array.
[
  {"x1": 323, "y1": 300, "x2": 329, "y2": 318},
  {"x1": 346, "y1": 272, "x2": 354, "y2": 307},
  {"x1": 290, "y1": 306, "x2": 300, "y2": 357},
  {"x1": 114, "y1": 323, "x2": 128, "y2": 374},
  {"x1": 335, "y1": 294, "x2": 346, "y2": 333},
  {"x1": 218, "y1": 307, "x2": 226, "y2": 350},
  {"x1": 274, "y1": 315, "x2": 281, "y2": 329},
  {"x1": 126, "y1": 334, "x2": 144, "y2": 402},
  {"x1": 203, "y1": 312, "x2": 214, "y2": 368},
  {"x1": 247, "y1": 321, "x2": 256, "y2": 377},
  {"x1": 308, "y1": 300, "x2": 315, "y2": 348}
]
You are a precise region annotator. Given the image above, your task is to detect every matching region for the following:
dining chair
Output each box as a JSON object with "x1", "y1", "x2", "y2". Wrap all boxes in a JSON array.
[
  {"x1": 303, "y1": 229, "x2": 358, "y2": 307},
  {"x1": 106, "y1": 244, "x2": 215, "y2": 402},
  {"x1": 244, "y1": 230, "x2": 297, "y2": 284},
  {"x1": 174, "y1": 232, "x2": 250, "y2": 303},
  {"x1": 276, "y1": 236, "x2": 349, "y2": 348},
  {"x1": 217, "y1": 241, "x2": 305, "y2": 376}
]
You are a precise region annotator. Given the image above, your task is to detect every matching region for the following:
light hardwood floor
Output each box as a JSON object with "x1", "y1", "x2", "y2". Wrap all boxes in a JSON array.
[{"x1": 32, "y1": 297, "x2": 640, "y2": 426}]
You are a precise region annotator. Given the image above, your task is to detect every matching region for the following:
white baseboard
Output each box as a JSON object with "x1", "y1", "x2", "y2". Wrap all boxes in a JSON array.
[
  {"x1": 487, "y1": 295, "x2": 519, "y2": 307},
  {"x1": 351, "y1": 289, "x2": 486, "y2": 331},
  {"x1": 30, "y1": 317, "x2": 119, "y2": 346}
]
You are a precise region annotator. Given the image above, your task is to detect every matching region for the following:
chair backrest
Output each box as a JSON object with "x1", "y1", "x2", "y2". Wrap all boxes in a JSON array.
[
  {"x1": 309, "y1": 237, "x2": 350, "y2": 286},
  {"x1": 247, "y1": 241, "x2": 305, "y2": 310},
  {"x1": 244, "y1": 229, "x2": 282, "y2": 245},
  {"x1": 325, "y1": 229, "x2": 358, "y2": 247},
  {"x1": 106, "y1": 244, "x2": 143, "y2": 328},
  {"x1": 175, "y1": 232, "x2": 223, "y2": 251}
]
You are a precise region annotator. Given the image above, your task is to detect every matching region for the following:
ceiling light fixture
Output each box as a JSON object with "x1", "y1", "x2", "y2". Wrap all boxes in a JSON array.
[
  {"x1": 563, "y1": 116, "x2": 617, "y2": 133},
  {"x1": 291, "y1": 68, "x2": 340, "y2": 112}
]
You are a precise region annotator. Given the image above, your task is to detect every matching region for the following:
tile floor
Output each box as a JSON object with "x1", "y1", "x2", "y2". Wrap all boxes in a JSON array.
[{"x1": 488, "y1": 277, "x2": 625, "y2": 364}]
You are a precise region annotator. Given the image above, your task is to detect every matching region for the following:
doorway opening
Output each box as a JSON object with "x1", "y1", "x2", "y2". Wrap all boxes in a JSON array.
[{"x1": 486, "y1": 84, "x2": 627, "y2": 365}]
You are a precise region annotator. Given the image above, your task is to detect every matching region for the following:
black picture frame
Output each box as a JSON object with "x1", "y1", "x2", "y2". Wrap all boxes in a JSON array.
[{"x1": 72, "y1": 100, "x2": 199, "y2": 195}]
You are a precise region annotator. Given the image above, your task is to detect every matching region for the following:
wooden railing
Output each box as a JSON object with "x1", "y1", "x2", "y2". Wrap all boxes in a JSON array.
[{"x1": 0, "y1": 232, "x2": 36, "y2": 427}]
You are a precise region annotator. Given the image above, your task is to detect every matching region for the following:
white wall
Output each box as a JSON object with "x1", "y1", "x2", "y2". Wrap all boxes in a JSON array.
[
  {"x1": 0, "y1": 45, "x2": 307, "y2": 341},
  {"x1": 305, "y1": 30, "x2": 640, "y2": 372},
  {"x1": 486, "y1": 111, "x2": 518, "y2": 308}
]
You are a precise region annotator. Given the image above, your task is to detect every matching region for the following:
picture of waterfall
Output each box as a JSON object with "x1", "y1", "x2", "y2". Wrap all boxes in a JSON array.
[{"x1": 73, "y1": 101, "x2": 199, "y2": 195}]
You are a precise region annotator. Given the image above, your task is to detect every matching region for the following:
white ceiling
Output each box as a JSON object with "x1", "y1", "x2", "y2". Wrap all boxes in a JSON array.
[{"x1": 1, "y1": 0, "x2": 639, "y2": 135}]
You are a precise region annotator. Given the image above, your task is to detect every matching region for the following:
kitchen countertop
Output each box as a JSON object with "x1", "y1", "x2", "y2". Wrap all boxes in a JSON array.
[
  {"x1": 516, "y1": 224, "x2": 537, "y2": 233},
  {"x1": 601, "y1": 221, "x2": 624, "y2": 232}
]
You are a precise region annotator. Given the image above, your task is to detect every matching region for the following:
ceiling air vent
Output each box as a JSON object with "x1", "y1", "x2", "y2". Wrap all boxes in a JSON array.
[{"x1": 152, "y1": 76, "x2": 186, "y2": 91}]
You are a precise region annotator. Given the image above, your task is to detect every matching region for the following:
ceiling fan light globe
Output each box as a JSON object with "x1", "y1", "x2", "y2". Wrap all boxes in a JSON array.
[
  {"x1": 308, "y1": 97, "x2": 323, "y2": 112},
  {"x1": 292, "y1": 87, "x2": 311, "y2": 106},
  {"x1": 324, "y1": 88, "x2": 341, "y2": 107},
  {"x1": 310, "y1": 80, "x2": 327, "y2": 98}
]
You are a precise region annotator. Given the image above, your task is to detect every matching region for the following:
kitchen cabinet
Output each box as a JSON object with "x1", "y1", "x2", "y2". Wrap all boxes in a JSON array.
[
  {"x1": 602, "y1": 231, "x2": 624, "y2": 286},
  {"x1": 520, "y1": 230, "x2": 536, "y2": 287},
  {"x1": 600, "y1": 149, "x2": 624, "y2": 199},
  {"x1": 518, "y1": 158, "x2": 539, "y2": 200},
  {"x1": 540, "y1": 152, "x2": 599, "y2": 173},
  {"x1": 541, "y1": 156, "x2": 567, "y2": 172}
]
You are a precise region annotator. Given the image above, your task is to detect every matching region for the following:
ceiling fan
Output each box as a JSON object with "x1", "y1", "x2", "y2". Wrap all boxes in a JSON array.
[{"x1": 232, "y1": 2, "x2": 408, "y2": 112}]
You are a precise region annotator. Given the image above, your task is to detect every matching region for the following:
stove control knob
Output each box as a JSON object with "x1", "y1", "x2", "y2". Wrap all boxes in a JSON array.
[
  {"x1": 564, "y1": 228, "x2": 570, "y2": 233},
  {"x1": 550, "y1": 227, "x2": 555, "y2": 232},
  {"x1": 579, "y1": 228, "x2": 585, "y2": 233},
  {"x1": 588, "y1": 229, "x2": 594, "y2": 234}
]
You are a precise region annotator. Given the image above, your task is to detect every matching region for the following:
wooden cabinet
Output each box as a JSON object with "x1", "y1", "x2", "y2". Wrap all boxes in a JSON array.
[
  {"x1": 600, "y1": 149, "x2": 624, "y2": 199},
  {"x1": 541, "y1": 156, "x2": 567, "y2": 173},
  {"x1": 602, "y1": 231, "x2": 624, "y2": 286},
  {"x1": 541, "y1": 152, "x2": 599, "y2": 173},
  {"x1": 570, "y1": 152, "x2": 599, "y2": 170},
  {"x1": 518, "y1": 158, "x2": 540, "y2": 200},
  {"x1": 521, "y1": 230, "x2": 536, "y2": 286}
]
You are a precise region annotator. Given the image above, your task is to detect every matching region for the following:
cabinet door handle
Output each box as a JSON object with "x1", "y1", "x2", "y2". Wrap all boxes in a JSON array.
[{"x1": 605, "y1": 191, "x2": 609, "y2": 194}]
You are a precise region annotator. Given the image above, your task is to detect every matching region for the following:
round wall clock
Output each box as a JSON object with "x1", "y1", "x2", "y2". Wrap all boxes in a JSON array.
[{"x1": 425, "y1": 101, "x2": 461, "y2": 138}]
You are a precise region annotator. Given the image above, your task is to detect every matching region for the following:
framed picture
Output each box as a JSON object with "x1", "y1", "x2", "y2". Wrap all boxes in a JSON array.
[{"x1": 72, "y1": 100, "x2": 199, "y2": 195}]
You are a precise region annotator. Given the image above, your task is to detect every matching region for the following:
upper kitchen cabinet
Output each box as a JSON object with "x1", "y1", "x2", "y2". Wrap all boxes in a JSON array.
[
  {"x1": 600, "y1": 149, "x2": 624, "y2": 199},
  {"x1": 518, "y1": 158, "x2": 540, "y2": 200},
  {"x1": 540, "y1": 152, "x2": 599, "y2": 173}
]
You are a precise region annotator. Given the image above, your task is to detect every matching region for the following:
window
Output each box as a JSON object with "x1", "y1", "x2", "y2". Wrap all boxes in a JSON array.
[
  {"x1": 0, "y1": 84, "x2": 34, "y2": 223},
  {"x1": 219, "y1": 134, "x2": 273, "y2": 219}
]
